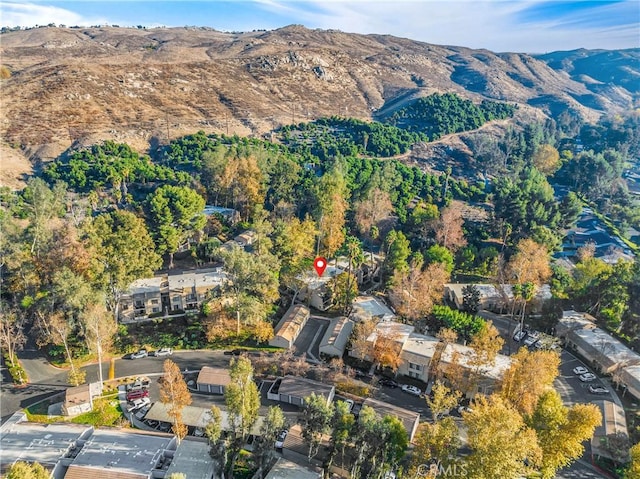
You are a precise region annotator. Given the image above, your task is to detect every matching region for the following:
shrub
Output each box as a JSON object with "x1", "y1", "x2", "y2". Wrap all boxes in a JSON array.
[
  {"x1": 4, "y1": 353, "x2": 28, "y2": 385},
  {"x1": 336, "y1": 381, "x2": 371, "y2": 398}
]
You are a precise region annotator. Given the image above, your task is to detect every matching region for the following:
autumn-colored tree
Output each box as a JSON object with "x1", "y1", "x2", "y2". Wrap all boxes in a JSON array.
[
  {"x1": 370, "y1": 326, "x2": 404, "y2": 371},
  {"x1": 354, "y1": 187, "x2": 393, "y2": 244},
  {"x1": 219, "y1": 155, "x2": 265, "y2": 220},
  {"x1": 499, "y1": 348, "x2": 560, "y2": 415},
  {"x1": 627, "y1": 442, "x2": 640, "y2": 479},
  {"x1": 528, "y1": 390, "x2": 602, "y2": 478},
  {"x1": 507, "y1": 239, "x2": 552, "y2": 286},
  {"x1": 532, "y1": 144, "x2": 561, "y2": 176},
  {"x1": 4, "y1": 461, "x2": 49, "y2": 479},
  {"x1": 467, "y1": 320, "x2": 504, "y2": 376},
  {"x1": 426, "y1": 381, "x2": 462, "y2": 422},
  {"x1": 389, "y1": 258, "x2": 449, "y2": 322},
  {"x1": 410, "y1": 417, "x2": 460, "y2": 475},
  {"x1": 442, "y1": 350, "x2": 473, "y2": 397},
  {"x1": 464, "y1": 395, "x2": 541, "y2": 479},
  {"x1": 434, "y1": 203, "x2": 467, "y2": 252},
  {"x1": 316, "y1": 166, "x2": 348, "y2": 258},
  {"x1": 349, "y1": 318, "x2": 376, "y2": 361},
  {"x1": 159, "y1": 359, "x2": 192, "y2": 442}
]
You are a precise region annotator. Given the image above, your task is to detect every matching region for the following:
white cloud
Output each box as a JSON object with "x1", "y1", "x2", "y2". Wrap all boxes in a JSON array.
[
  {"x1": 258, "y1": 0, "x2": 639, "y2": 52},
  {"x1": 0, "y1": 2, "x2": 108, "y2": 27}
]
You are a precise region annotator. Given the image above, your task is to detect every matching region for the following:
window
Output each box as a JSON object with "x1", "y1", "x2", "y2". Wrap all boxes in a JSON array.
[
  {"x1": 152, "y1": 307, "x2": 159, "y2": 313},
  {"x1": 134, "y1": 301, "x2": 144, "y2": 308},
  {"x1": 172, "y1": 296, "x2": 180, "y2": 303},
  {"x1": 409, "y1": 371, "x2": 421, "y2": 379},
  {"x1": 409, "y1": 362, "x2": 423, "y2": 371},
  {"x1": 151, "y1": 299, "x2": 159, "y2": 305},
  {"x1": 173, "y1": 305, "x2": 179, "y2": 311}
]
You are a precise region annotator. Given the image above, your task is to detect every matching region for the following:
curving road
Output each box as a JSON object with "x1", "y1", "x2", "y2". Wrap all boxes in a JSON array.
[{"x1": 1, "y1": 349, "x2": 231, "y2": 424}]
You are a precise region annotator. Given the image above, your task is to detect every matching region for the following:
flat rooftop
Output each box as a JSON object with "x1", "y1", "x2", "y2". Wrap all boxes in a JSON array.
[
  {"x1": 0, "y1": 421, "x2": 90, "y2": 470},
  {"x1": 164, "y1": 439, "x2": 216, "y2": 479},
  {"x1": 278, "y1": 376, "x2": 335, "y2": 401},
  {"x1": 264, "y1": 457, "x2": 321, "y2": 479},
  {"x1": 197, "y1": 366, "x2": 232, "y2": 386},
  {"x1": 68, "y1": 428, "x2": 174, "y2": 477},
  {"x1": 351, "y1": 296, "x2": 395, "y2": 320}
]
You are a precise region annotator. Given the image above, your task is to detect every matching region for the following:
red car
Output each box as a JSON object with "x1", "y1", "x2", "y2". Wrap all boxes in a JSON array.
[{"x1": 126, "y1": 389, "x2": 149, "y2": 401}]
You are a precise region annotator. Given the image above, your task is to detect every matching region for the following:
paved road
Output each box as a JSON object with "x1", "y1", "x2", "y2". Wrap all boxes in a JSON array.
[{"x1": 0, "y1": 350, "x2": 232, "y2": 424}]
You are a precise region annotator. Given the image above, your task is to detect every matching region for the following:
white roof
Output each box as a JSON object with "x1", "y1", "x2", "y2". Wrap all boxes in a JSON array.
[
  {"x1": 445, "y1": 283, "x2": 552, "y2": 301},
  {"x1": 297, "y1": 264, "x2": 345, "y2": 288},
  {"x1": 400, "y1": 333, "x2": 440, "y2": 362},
  {"x1": 558, "y1": 311, "x2": 640, "y2": 369},
  {"x1": 127, "y1": 268, "x2": 226, "y2": 295},
  {"x1": 440, "y1": 343, "x2": 512, "y2": 380},
  {"x1": 367, "y1": 320, "x2": 414, "y2": 346},
  {"x1": 351, "y1": 295, "x2": 396, "y2": 321},
  {"x1": 264, "y1": 457, "x2": 321, "y2": 479}
]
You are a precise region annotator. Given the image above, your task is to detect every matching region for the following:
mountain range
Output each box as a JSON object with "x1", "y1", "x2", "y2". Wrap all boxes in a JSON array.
[{"x1": 0, "y1": 25, "x2": 638, "y2": 187}]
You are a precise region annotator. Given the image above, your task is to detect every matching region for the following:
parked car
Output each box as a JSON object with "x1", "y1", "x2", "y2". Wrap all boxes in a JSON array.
[
  {"x1": 134, "y1": 405, "x2": 150, "y2": 420},
  {"x1": 378, "y1": 379, "x2": 399, "y2": 388},
  {"x1": 127, "y1": 397, "x2": 150, "y2": 412},
  {"x1": 579, "y1": 373, "x2": 597, "y2": 382},
  {"x1": 126, "y1": 389, "x2": 149, "y2": 401},
  {"x1": 523, "y1": 332, "x2": 540, "y2": 347},
  {"x1": 224, "y1": 348, "x2": 248, "y2": 356},
  {"x1": 129, "y1": 349, "x2": 148, "y2": 359},
  {"x1": 401, "y1": 384, "x2": 422, "y2": 396},
  {"x1": 126, "y1": 377, "x2": 150, "y2": 391},
  {"x1": 193, "y1": 427, "x2": 205, "y2": 437},
  {"x1": 457, "y1": 405, "x2": 473, "y2": 415},
  {"x1": 573, "y1": 366, "x2": 589, "y2": 375},
  {"x1": 150, "y1": 347, "x2": 173, "y2": 357},
  {"x1": 513, "y1": 330, "x2": 528, "y2": 342},
  {"x1": 589, "y1": 385, "x2": 610, "y2": 394},
  {"x1": 275, "y1": 430, "x2": 287, "y2": 449}
]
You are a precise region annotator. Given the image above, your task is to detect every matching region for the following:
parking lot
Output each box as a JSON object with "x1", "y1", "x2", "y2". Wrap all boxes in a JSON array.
[{"x1": 292, "y1": 316, "x2": 330, "y2": 360}]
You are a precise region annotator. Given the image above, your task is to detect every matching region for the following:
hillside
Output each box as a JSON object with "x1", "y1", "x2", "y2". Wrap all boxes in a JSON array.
[{"x1": 0, "y1": 25, "x2": 638, "y2": 185}]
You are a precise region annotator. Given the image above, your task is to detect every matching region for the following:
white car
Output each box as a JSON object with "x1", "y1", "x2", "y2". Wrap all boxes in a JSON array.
[
  {"x1": 523, "y1": 332, "x2": 539, "y2": 347},
  {"x1": 151, "y1": 347, "x2": 173, "y2": 357},
  {"x1": 130, "y1": 349, "x2": 148, "y2": 359},
  {"x1": 589, "y1": 385, "x2": 610, "y2": 395},
  {"x1": 127, "y1": 397, "x2": 150, "y2": 412},
  {"x1": 579, "y1": 373, "x2": 597, "y2": 382},
  {"x1": 513, "y1": 330, "x2": 527, "y2": 342},
  {"x1": 573, "y1": 366, "x2": 589, "y2": 375},
  {"x1": 275, "y1": 430, "x2": 287, "y2": 449},
  {"x1": 401, "y1": 384, "x2": 422, "y2": 396}
]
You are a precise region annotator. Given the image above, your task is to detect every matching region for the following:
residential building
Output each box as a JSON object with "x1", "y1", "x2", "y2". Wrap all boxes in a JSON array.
[
  {"x1": 62, "y1": 383, "x2": 102, "y2": 416},
  {"x1": 0, "y1": 414, "x2": 181, "y2": 479},
  {"x1": 269, "y1": 304, "x2": 311, "y2": 349},
  {"x1": 444, "y1": 283, "x2": 552, "y2": 314},
  {"x1": 119, "y1": 267, "x2": 226, "y2": 322},
  {"x1": 267, "y1": 376, "x2": 335, "y2": 406},
  {"x1": 398, "y1": 335, "x2": 440, "y2": 381},
  {"x1": 349, "y1": 319, "x2": 511, "y2": 397},
  {"x1": 203, "y1": 205, "x2": 239, "y2": 224},
  {"x1": 164, "y1": 439, "x2": 217, "y2": 479},
  {"x1": 616, "y1": 364, "x2": 640, "y2": 400},
  {"x1": 319, "y1": 317, "x2": 354, "y2": 358},
  {"x1": 297, "y1": 265, "x2": 345, "y2": 311},
  {"x1": 361, "y1": 397, "x2": 420, "y2": 442},
  {"x1": 556, "y1": 311, "x2": 640, "y2": 374},
  {"x1": 264, "y1": 457, "x2": 322, "y2": 479},
  {"x1": 350, "y1": 295, "x2": 396, "y2": 322},
  {"x1": 591, "y1": 400, "x2": 629, "y2": 464},
  {"x1": 196, "y1": 366, "x2": 232, "y2": 394}
]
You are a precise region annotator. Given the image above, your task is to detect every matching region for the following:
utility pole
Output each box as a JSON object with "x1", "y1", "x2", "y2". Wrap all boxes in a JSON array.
[{"x1": 165, "y1": 112, "x2": 170, "y2": 143}]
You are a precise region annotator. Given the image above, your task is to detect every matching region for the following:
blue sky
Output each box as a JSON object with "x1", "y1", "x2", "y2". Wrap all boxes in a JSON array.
[{"x1": 1, "y1": 1, "x2": 638, "y2": 52}]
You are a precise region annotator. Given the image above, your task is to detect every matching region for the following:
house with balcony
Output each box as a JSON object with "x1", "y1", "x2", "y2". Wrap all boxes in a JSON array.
[{"x1": 119, "y1": 268, "x2": 226, "y2": 322}]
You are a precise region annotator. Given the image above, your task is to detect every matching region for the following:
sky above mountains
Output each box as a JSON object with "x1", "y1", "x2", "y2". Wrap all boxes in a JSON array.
[{"x1": 2, "y1": 0, "x2": 638, "y2": 53}]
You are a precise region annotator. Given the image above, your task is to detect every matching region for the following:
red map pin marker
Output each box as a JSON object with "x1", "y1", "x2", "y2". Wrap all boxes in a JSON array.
[{"x1": 313, "y1": 257, "x2": 327, "y2": 277}]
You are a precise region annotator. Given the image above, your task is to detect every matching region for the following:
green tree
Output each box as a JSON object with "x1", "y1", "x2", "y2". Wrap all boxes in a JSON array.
[
  {"x1": 220, "y1": 245, "x2": 280, "y2": 336},
  {"x1": 627, "y1": 442, "x2": 640, "y2": 479},
  {"x1": 252, "y1": 406, "x2": 286, "y2": 479},
  {"x1": 225, "y1": 357, "x2": 261, "y2": 477},
  {"x1": 87, "y1": 210, "x2": 161, "y2": 321},
  {"x1": 299, "y1": 392, "x2": 334, "y2": 460},
  {"x1": 462, "y1": 284, "x2": 481, "y2": 314},
  {"x1": 383, "y1": 230, "x2": 411, "y2": 285},
  {"x1": 147, "y1": 185, "x2": 206, "y2": 268},
  {"x1": 325, "y1": 400, "x2": 356, "y2": 473},
  {"x1": 424, "y1": 244, "x2": 454, "y2": 273},
  {"x1": 20, "y1": 178, "x2": 67, "y2": 256}
]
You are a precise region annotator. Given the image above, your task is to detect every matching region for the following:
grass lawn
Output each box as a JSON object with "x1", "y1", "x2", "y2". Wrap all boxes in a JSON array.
[{"x1": 70, "y1": 398, "x2": 124, "y2": 427}]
